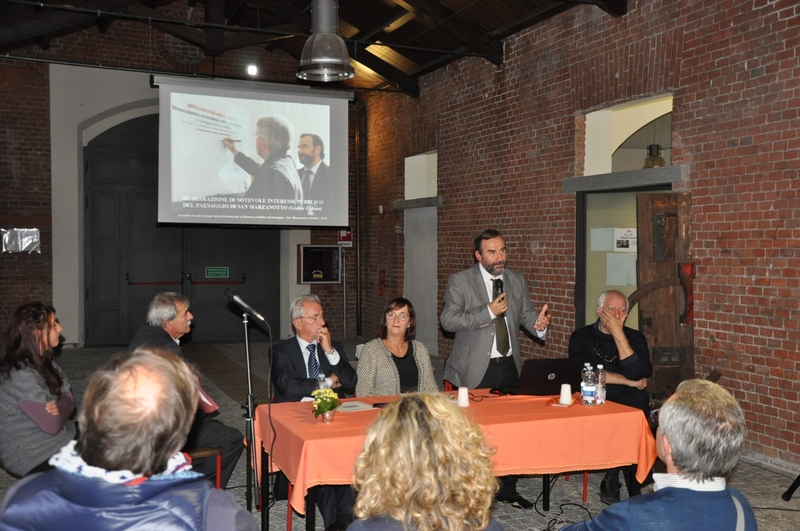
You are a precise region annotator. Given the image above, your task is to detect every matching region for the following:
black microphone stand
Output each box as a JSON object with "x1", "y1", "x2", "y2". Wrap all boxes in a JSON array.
[
  {"x1": 239, "y1": 312, "x2": 258, "y2": 512},
  {"x1": 226, "y1": 290, "x2": 272, "y2": 513}
]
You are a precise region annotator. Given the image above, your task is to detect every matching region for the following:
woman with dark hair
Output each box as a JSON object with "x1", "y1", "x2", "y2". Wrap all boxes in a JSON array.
[
  {"x1": 0, "y1": 302, "x2": 76, "y2": 476},
  {"x1": 356, "y1": 298, "x2": 438, "y2": 397}
]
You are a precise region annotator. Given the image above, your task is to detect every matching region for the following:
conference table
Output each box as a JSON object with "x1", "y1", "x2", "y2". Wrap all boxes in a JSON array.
[{"x1": 254, "y1": 391, "x2": 656, "y2": 530}]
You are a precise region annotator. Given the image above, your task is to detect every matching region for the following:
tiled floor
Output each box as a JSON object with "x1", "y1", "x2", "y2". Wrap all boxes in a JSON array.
[{"x1": 2, "y1": 340, "x2": 799, "y2": 531}]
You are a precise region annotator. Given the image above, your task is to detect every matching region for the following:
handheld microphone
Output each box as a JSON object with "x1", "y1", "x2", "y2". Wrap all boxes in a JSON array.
[{"x1": 225, "y1": 289, "x2": 266, "y2": 322}]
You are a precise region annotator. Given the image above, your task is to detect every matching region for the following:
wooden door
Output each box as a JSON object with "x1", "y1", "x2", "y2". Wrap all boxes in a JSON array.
[
  {"x1": 633, "y1": 192, "x2": 694, "y2": 396},
  {"x1": 85, "y1": 114, "x2": 279, "y2": 345}
]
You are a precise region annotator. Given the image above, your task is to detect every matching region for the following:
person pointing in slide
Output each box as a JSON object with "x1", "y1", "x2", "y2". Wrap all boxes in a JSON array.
[{"x1": 222, "y1": 115, "x2": 302, "y2": 201}]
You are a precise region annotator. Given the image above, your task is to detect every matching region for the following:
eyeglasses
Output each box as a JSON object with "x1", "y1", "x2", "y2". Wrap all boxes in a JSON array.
[
  {"x1": 650, "y1": 408, "x2": 661, "y2": 429},
  {"x1": 593, "y1": 347, "x2": 618, "y2": 364},
  {"x1": 386, "y1": 312, "x2": 409, "y2": 321},
  {"x1": 300, "y1": 314, "x2": 324, "y2": 322}
]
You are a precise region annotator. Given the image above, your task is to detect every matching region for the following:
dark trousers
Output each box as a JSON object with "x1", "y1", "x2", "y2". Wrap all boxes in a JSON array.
[
  {"x1": 275, "y1": 473, "x2": 353, "y2": 528},
  {"x1": 186, "y1": 412, "x2": 244, "y2": 489},
  {"x1": 477, "y1": 357, "x2": 520, "y2": 497}
]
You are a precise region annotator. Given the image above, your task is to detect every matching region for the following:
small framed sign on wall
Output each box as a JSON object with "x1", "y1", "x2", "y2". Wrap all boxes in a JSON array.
[{"x1": 298, "y1": 245, "x2": 341, "y2": 284}]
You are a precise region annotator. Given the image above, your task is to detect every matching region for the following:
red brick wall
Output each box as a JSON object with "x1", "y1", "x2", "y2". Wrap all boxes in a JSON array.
[
  {"x1": 0, "y1": 60, "x2": 53, "y2": 324},
  {"x1": 362, "y1": 0, "x2": 800, "y2": 466}
]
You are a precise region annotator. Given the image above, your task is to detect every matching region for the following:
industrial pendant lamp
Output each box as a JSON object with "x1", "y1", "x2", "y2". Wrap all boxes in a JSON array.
[
  {"x1": 296, "y1": 0, "x2": 354, "y2": 82},
  {"x1": 642, "y1": 144, "x2": 666, "y2": 169}
]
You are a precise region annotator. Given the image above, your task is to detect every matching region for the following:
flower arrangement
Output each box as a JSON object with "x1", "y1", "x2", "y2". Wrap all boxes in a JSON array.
[{"x1": 311, "y1": 388, "x2": 341, "y2": 418}]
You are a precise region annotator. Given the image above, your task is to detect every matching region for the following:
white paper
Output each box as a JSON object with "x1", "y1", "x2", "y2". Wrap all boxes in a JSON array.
[
  {"x1": 606, "y1": 253, "x2": 637, "y2": 286},
  {"x1": 613, "y1": 228, "x2": 637, "y2": 253},
  {"x1": 337, "y1": 401, "x2": 374, "y2": 412},
  {"x1": 590, "y1": 228, "x2": 615, "y2": 251}
]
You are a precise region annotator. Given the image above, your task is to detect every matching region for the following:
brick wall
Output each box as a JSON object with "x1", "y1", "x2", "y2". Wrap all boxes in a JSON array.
[
  {"x1": 362, "y1": 0, "x2": 800, "y2": 466},
  {"x1": 0, "y1": 60, "x2": 53, "y2": 326}
]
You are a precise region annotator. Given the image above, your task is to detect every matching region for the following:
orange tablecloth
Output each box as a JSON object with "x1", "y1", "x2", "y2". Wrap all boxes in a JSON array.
[{"x1": 254, "y1": 391, "x2": 656, "y2": 514}]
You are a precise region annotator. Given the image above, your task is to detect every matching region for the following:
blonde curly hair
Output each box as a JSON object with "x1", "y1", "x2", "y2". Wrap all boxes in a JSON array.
[{"x1": 352, "y1": 393, "x2": 498, "y2": 531}]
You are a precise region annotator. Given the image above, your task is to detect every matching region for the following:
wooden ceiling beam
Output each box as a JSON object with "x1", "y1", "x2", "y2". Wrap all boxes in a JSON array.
[
  {"x1": 348, "y1": 43, "x2": 419, "y2": 98},
  {"x1": 396, "y1": 0, "x2": 503, "y2": 65}
]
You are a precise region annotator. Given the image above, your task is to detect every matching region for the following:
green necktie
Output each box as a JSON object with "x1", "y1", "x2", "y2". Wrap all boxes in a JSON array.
[{"x1": 493, "y1": 279, "x2": 510, "y2": 355}]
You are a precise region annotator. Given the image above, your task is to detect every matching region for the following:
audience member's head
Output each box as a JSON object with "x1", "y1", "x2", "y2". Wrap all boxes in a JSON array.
[
  {"x1": 657, "y1": 379, "x2": 746, "y2": 481},
  {"x1": 76, "y1": 347, "x2": 198, "y2": 476},
  {"x1": 352, "y1": 393, "x2": 497, "y2": 531},
  {"x1": 146, "y1": 292, "x2": 192, "y2": 339},
  {"x1": 1, "y1": 302, "x2": 64, "y2": 396}
]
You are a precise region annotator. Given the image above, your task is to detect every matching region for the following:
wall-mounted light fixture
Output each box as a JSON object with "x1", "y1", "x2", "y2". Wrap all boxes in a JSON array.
[
  {"x1": 643, "y1": 144, "x2": 666, "y2": 169},
  {"x1": 296, "y1": 0, "x2": 354, "y2": 82}
]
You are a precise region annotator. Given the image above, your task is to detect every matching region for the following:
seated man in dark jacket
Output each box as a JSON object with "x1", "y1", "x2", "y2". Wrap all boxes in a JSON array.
[
  {"x1": 569, "y1": 289, "x2": 653, "y2": 504},
  {"x1": 271, "y1": 294, "x2": 357, "y2": 531},
  {"x1": 128, "y1": 292, "x2": 243, "y2": 489},
  {"x1": 0, "y1": 347, "x2": 256, "y2": 531}
]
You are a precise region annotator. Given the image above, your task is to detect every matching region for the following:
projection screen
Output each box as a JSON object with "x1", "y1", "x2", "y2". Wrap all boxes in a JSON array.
[{"x1": 153, "y1": 75, "x2": 352, "y2": 227}]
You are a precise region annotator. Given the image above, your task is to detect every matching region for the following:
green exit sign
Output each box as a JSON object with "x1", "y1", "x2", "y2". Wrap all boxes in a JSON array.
[{"x1": 205, "y1": 267, "x2": 229, "y2": 279}]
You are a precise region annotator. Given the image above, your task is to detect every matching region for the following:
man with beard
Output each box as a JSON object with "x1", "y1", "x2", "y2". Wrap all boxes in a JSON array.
[
  {"x1": 440, "y1": 228, "x2": 551, "y2": 509},
  {"x1": 296, "y1": 133, "x2": 332, "y2": 216}
]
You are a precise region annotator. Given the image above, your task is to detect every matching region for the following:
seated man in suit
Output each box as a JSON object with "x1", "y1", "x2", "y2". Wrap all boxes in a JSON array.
[
  {"x1": 271, "y1": 294, "x2": 357, "y2": 530},
  {"x1": 128, "y1": 292, "x2": 244, "y2": 490},
  {"x1": 559, "y1": 379, "x2": 756, "y2": 531}
]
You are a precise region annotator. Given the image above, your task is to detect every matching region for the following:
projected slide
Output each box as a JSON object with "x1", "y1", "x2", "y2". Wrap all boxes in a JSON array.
[{"x1": 156, "y1": 77, "x2": 350, "y2": 227}]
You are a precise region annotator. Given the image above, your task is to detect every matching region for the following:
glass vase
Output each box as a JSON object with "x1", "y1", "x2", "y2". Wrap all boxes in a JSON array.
[{"x1": 321, "y1": 410, "x2": 335, "y2": 423}]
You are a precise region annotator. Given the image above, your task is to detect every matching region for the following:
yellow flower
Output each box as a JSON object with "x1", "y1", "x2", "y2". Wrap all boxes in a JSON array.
[{"x1": 311, "y1": 388, "x2": 341, "y2": 417}]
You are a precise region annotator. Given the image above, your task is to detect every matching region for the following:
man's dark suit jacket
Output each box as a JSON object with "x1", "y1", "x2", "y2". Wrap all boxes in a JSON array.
[
  {"x1": 271, "y1": 337, "x2": 356, "y2": 403},
  {"x1": 299, "y1": 162, "x2": 336, "y2": 216}
]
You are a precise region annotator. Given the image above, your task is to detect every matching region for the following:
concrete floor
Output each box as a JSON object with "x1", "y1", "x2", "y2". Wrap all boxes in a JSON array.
[{"x1": 2, "y1": 340, "x2": 799, "y2": 530}]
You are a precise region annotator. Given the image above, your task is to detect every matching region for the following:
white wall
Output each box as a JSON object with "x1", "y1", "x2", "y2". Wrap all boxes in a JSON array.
[{"x1": 51, "y1": 65, "x2": 157, "y2": 346}]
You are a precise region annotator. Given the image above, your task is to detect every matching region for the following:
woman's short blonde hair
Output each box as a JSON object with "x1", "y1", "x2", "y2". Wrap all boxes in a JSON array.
[{"x1": 352, "y1": 393, "x2": 498, "y2": 531}]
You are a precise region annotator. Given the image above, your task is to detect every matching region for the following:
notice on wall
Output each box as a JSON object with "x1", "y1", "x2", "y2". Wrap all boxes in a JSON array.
[
  {"x1": 613, "y1": 228, "x2": 637, "y2": 252},
  {"x1": 606, "y1": 253, "x2": 637, "y2": 286}
]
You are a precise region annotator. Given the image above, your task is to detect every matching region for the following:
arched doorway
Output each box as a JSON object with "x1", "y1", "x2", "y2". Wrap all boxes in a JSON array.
[{"x1": 84, "y1": 114, "x2": 279, "y2": 345}]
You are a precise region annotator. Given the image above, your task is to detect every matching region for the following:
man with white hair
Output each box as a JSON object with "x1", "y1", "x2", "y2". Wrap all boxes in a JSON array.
[
  {"x1": 568, "y1": 289, "x2": 653, "y2": 503},
  {"x1": 0, "y1": 347, "x2": 256, "y2": 531},
  {"x1": 559, "y1": 379, "x2": 756, "y2": 531},
  {"x1": 128, "y1": 292, "x2": 243, "y2": 489}
]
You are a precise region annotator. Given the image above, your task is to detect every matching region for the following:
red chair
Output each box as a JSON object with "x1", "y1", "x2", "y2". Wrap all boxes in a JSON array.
[
  {"x1": 444, "y1": 380, "x2": 454, "y2": 391},
  {"x1": 185, "y1": 446, "x2": 222, "y2": 489},
  {"x1": 564, "y1": 471, "x2": 589, "y2": 502}
]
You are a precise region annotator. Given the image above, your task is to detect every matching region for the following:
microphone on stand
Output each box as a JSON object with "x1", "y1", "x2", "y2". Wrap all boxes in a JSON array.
[{"x1": 225, "y1": 289, "x2": 266, "y2": 323}]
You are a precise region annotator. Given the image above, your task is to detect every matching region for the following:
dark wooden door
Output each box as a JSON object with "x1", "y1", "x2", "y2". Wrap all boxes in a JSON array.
[
  {"x1": 634, "y1": 192, "x2": 694, "y2": 396},
  {"x1": 85, "y1": 114, "x2": 278, "y2": 346}
]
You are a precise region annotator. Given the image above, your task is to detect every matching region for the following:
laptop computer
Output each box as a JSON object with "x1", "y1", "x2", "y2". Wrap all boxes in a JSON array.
[{"x1": 515, "y1": 358, "x2": 583, "y2": 396}]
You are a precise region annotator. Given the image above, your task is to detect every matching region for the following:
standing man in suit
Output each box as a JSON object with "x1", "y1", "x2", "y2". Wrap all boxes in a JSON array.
[
  {"x1": 440, "y1": 229, "x2": 551, "y2": 509},
  {"x1": 297, "y1": 133, "x2": 332, "y2": 216},
  {"x1": 271, "y1": 294, "x2": 357, "y2": 530}
]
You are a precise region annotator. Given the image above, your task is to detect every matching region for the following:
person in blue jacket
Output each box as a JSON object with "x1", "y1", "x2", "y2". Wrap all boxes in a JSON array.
[
  {"x1": 0, "y1": 347, "x2": 256, "y2": 531},
  {"x1": 559, "y1": 379, "x2": 757, "y2": 531}
]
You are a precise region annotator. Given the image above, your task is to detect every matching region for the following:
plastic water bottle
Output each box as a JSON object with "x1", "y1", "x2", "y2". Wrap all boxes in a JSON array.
[
  {"x1": 596, "y1": 364, "x2": 606, "y2": 405},
  {"x1": 582, "y1": 365, "x2": 597, "y2": 406},
  {"x1": 580, "y1": 363, "x2": 591, "y2": 399}
]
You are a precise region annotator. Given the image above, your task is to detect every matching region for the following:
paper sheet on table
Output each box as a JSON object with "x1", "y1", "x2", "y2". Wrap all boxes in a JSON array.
[{"x1": 337, "y1": 401, "x2": 373, "y2": 412}]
